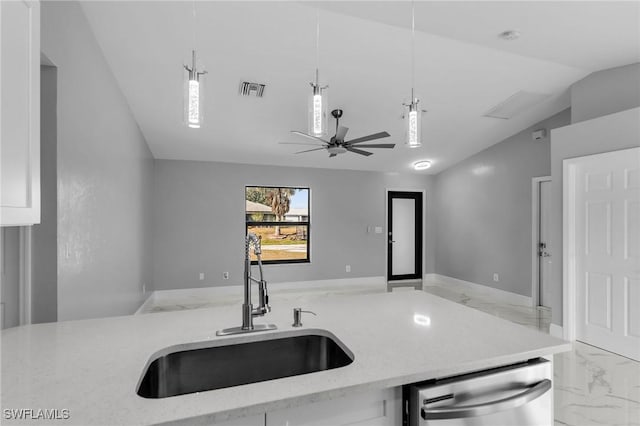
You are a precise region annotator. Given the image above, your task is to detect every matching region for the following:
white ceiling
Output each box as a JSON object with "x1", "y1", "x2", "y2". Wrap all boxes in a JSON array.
[{"x1": 80, "y1": 1, "x2": 640, "y2": 174}]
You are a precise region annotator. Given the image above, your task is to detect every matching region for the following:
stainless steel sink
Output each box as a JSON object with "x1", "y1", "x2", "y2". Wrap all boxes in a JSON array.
[{"x1": 137, "y1": 330, "x2": 354, "y2": 398}]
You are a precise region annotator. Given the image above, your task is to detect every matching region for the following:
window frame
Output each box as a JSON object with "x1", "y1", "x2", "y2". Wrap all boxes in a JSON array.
[{"x1": 245, "y1": 185, "x2": 310, "y2": 265}]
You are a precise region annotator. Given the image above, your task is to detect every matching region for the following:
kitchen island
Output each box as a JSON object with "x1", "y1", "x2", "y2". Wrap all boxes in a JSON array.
[{"x1": 1, "y1": 290, "x2": 570, "y2": 425}]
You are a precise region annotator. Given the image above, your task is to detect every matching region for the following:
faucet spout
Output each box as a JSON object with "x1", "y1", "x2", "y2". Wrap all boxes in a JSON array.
[{"x1": 216, "y1": 232, "x2": 277, "y2": 336}]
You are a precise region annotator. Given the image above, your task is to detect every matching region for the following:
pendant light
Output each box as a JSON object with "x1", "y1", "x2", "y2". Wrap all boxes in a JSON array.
[
  {"x1": 184, "y1": 1, "x2": 206, "y2": 129},
  {"x1": 308, "y1": 10, "x2": 328, "y2": 137},
  {"x1": 404, "y1": 1, "x2": 422, "y2": 148}
]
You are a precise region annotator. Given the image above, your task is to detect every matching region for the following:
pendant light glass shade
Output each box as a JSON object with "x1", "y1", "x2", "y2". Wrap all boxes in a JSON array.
[
  {"x1": 184, "y1": 50, "x2": 206, "y2": 129},
  {"x1": 308, "y1": 69, "x2": 328, "y2": 137},
  {"x1": 406, "y1": 98, "x2": 422, "y2": 148}
]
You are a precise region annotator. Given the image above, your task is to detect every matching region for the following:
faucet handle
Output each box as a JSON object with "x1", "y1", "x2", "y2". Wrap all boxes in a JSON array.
[{"x1": 292, "y1": 308, "x2": 316, "y2": 327}]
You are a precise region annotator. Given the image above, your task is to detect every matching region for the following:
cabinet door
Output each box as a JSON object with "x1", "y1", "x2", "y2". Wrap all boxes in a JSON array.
[
  {"x1": 1, "y1": 0, "x2": 40, "y2": 226},
  {"x1": 267, "y1": 388, "x2": 400, "y2": 426}
]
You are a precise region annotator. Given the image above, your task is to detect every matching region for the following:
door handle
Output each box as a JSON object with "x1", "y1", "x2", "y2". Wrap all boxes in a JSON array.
[{"x1": 421, "y1": 379, "x2": 551, "y2": 420}]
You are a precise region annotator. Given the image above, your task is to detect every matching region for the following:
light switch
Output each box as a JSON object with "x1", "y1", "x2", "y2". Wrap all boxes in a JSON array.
[{"x1": 374, "y1": 226, "x2": 383, "y2": 234}]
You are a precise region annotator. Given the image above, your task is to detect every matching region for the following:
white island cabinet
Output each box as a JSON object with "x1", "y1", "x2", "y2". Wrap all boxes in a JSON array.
[
  {"x1": 266, "y1": 388, "x2": 400, "y2": 426},
  {"x1": 1, "y1": 0, "x2": 40, "y2": 226},
  {"x1": 213, "y1": 388, "x2": 399, "y2": 426}
]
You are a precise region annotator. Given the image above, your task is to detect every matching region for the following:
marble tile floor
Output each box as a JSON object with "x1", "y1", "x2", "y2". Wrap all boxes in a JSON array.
[
  {"x1": 142, "y1": 281, "x2": 639, "y2": 426},
  {"x1": 421, "y1": 284, "x2": 640, "y2": 426}
]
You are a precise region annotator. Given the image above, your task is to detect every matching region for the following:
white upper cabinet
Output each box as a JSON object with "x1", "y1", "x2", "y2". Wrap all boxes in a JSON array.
[{"x1": 1, "y1": 0, "x2": 40, "y2": 226}]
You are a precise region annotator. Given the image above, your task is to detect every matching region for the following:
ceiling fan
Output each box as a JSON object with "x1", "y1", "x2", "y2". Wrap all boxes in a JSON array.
[{"x1": 280, "y1": 109, "x2": 395, "y2": 157}]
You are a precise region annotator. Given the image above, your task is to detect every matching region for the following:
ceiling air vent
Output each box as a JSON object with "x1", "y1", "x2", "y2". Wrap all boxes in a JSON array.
[
  {"x1": 239, "y1": 81, "x2": 266, "y2": 98},
  {"x1": 483, "y1": 91, "x2": 551, "y2": 119}
]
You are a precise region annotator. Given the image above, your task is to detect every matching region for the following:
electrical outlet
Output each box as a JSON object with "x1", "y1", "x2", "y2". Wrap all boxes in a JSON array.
[
  {"x1": 493, "y1": 273, "x2": 499, "y2": 282},
  {"x1": 141, "y1": 282, "x2": 146, "y2": 293},
  {"x1": 199, "y1": 272, "x2": 205, "y2": 281},
  {"x1": 346, "y1": 265, "x2": 351, "y2": 273},
  {"x1": 223, "y1": 272, "x2": 229, "y2": 280}
]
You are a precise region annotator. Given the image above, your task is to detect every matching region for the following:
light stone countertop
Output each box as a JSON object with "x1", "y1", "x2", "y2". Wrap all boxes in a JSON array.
[{"x1": 1, "y1": 290, "x2": 571, "y2": 425}]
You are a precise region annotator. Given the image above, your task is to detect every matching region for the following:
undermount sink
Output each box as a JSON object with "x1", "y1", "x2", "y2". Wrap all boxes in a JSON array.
[{"x1": 137, "y1": 330, "x2": 354, "y2": 398}]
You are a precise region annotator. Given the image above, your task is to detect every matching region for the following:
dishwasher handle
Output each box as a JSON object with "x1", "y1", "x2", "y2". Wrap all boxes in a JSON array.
[{"x1": 421, "y1": 379, "x2": 551, "y2": 420}]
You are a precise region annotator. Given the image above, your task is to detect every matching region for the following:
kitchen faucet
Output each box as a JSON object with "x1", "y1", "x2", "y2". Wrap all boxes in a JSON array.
[{"x1": 216, "y1": 233, "x2": 277, "y2": 336}]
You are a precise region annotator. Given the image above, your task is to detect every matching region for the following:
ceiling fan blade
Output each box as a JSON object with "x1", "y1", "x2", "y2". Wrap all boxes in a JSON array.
[
  {"x1": 349, "y1": 143, "x2": 395, "y2": 149},
  {"x1": 295, "y1": 147, "x2": 326, "y2": 154},
  {"x1": 335, "y1": 126, "x2": 349, "y2": 141},
  {"x1": 291, "y1": 131, "x2": 330, "y2": 144},
  {"x1": 346, "y1": 147, "x2": 373, "y2": 156},
  {"x1": 329, "y1": 153, "x2": 337, "y2": 158},
  {"x1": 279, "y1": 142, "x2": 325, "y2": 146},
  {"x1": 346, "y1": 131, "x2": 391, "y2": 145}
]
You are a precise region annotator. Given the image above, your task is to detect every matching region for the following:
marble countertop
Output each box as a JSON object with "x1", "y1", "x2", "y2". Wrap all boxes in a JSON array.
[{"x1": 1, "y1": 290, "x2": 570, "y2": 425}]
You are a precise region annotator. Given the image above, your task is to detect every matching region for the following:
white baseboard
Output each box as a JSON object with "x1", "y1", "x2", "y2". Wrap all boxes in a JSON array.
[
  {"x1": 135, "y1": 276, "x2": 386, "y2": 314},
  {"x1": 549, "y1": 323, "x2": 564, "y2": 339},
  {"x1": 424, "y1": 273, "x2": 532, "y2": 307}
]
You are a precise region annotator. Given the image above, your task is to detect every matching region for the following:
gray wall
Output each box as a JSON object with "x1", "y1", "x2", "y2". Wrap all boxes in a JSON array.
[
  {"x1": 0, "y1": 228, "x2": 20, "y2": 328},
  {"x1": 30, "y1": 65, "x2": 58, "y2": 324},
  {"x1": 549, "y1": 108, "x2": 640, "y2": 326},
  {"x1": 571, "y1": 63, "x2": 640, "y2": 124},
  {"x1": 546, "y1": 65, "x2": 640, "y2": 326},
  {"x1": 434, "y1": 110, "x2": 571, "y2": 297},
  {"x1": 152, "y1": 160, "x2": 435, "y2": 290},
  {"x1": 41, "y1": 1, "x2": 154, "y2": 321}
]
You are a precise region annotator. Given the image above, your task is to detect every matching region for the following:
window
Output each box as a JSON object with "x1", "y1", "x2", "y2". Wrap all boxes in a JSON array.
[{"x1": 245, "y1": 186, "x2": 310, "y2": 264}]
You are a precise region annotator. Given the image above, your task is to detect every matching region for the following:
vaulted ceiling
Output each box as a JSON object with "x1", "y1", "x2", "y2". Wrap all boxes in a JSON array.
[{"x1": 80, "y1": 1, "x2": 640, "y2": 174}]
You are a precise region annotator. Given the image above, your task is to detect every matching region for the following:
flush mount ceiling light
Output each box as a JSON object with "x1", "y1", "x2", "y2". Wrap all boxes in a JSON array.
[
  {"x1": 498, "y1": 30, "x2": 521, "y2": 41},
  {"x1": 184, "y1": 1, "x2": 207, "y2": 129},
  {"x1": 403, "y1": 1, "x2": 423, "y2": 148},
  {"x1": 308, "y1": 10, "x2": 328, "y2": 137},
  {"x1": 413, "y1": 160, "x2": 432, "y2": 170}
]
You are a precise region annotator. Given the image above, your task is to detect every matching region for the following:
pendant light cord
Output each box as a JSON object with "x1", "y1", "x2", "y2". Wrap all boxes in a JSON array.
[
  {"x1": 192, "y1": 0, "x2": 197, "y2": 51},
  {"x1": 316, "y1": 9, "x2": 320, "y2": 83},
  {"x1": 411, "y1": 0, "x2": 415, "y2": 102}
]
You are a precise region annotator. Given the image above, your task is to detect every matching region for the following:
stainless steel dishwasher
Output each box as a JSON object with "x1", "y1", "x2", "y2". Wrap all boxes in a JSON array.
[{"x1": 405, "y1": 358, "x2": 552, "y2": 426}]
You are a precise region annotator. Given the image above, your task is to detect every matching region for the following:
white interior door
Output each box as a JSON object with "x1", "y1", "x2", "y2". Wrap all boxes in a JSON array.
[
  {"x1": 539, "y1": 180, "x2": 552, "y2": 308},
  {"x1": 575, "y1": 147, "x2": 640, "y2": 361}
]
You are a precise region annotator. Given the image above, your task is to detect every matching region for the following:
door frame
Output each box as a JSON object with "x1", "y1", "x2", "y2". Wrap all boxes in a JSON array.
[
  {"x1": 531, "y1": 176, "x2": 551, "y2": 308},
  {"x1": 562, "y1": 147, "x2": 639, "y2": 342},
  {"x1": 385, "y1": 188, "x2": 425, "y2": 282},
  {"x1": 19, "y1": 227, "x2": 32, "y2": 325}
]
